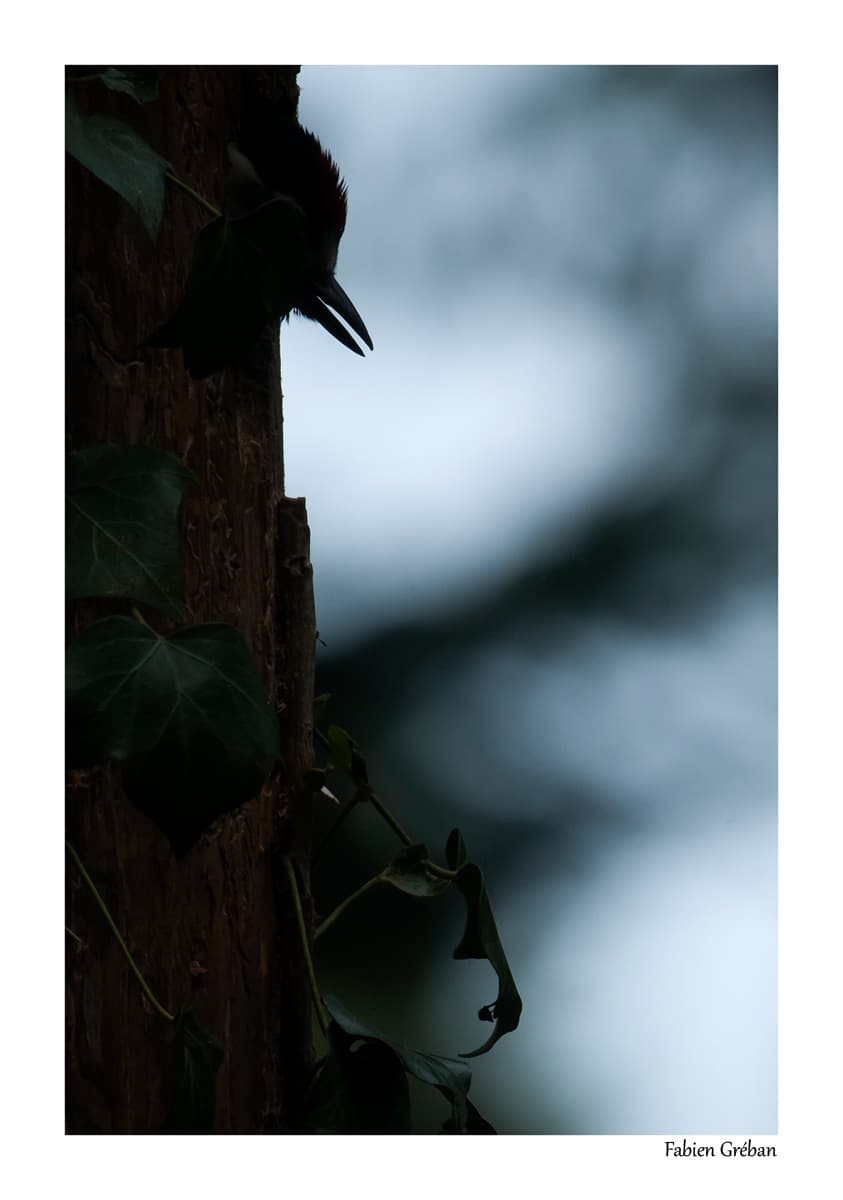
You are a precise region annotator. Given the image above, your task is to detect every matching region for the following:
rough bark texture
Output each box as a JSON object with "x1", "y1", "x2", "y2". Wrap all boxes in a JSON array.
[{"x1": 65, "y1": 66, "x2": 316, "y2": 1133}]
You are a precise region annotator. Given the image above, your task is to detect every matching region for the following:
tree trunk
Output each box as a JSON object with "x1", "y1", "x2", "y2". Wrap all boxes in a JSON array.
[{"x1": 65, "y1": 66, "x2": 316, "y2": 1133}]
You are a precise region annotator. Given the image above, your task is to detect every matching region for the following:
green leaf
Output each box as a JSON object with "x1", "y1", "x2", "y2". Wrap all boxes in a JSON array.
[
  {"x1": 446, "y1": 829, "x2": 523, "y2": 1057},
  {"x1": 146, "y1": 196, "x2": 311, "y2": 378},
  {"x1": 65, "y1": 91, "x2": 168, "y2": 240},
  {"x1": 323, "y1": 995, "x2": 495, "y2": 1133},
  {"x1": 66, "y1": 617, "x2": 280, "y2": 853},
  {"x1": 380, "y1": 844, "x2": 452, "y2": 898},
  {"x1": 163, "y1": 1009, "x2": 224, "y2": 1132},
  {"x1": 66, "y1": 443, "x2": 196, "y2": 615},
  {"x1": 98, "y1": 67, "x2": 159, "y2": 103}
]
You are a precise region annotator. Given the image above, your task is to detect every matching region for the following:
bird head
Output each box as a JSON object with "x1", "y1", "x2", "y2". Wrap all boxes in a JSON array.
[
  {"x1": 233, "y1": 116, "x2": 373, "y2": 356},
  {"x1": 147, "y1": 104, "x2": 373, "y2": 378}
]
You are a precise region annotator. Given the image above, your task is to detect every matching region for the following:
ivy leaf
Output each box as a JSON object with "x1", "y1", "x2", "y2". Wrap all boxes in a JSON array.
[
  {"x1": 313, "y1": 692, "x2": 332, "y2": 728},
  {"x1": 446, "y1": 826, "x2": 468, "y2": 870},
  {"x1": 304, "y1": 1037, "x2": 410, "y2": 1134},
  {"x1": 66, "y1": 443, "x2": 196, "y2": 616},
  {"x1": 98, "y1": 67, "x2": 159, "y2": 104},
  {"x1": 325, "y1": 724, "x2": 353, "y2": 776},
  {"x1": 163, "y1": 1009, "x2": 224, "y2": 1132},
  {"x1": 325, "y1": 725, "x2": 368, "y2": 786},
  {"x1": 65, "y1": 91, "x2": 168, "y2": 240},
  {"x1": 323, "y1": 995, "x2": 495, "y2": 1134},
  {"x1": 445, "y1": 829, "x2": 523, "y2": 1057},
  {"x1": 66, "y1": 617, "x2": 280, "y2": 853},
  {"x1": 442, "y1": 1098, "x2": 497, "y2": 1134},
  {"x1": 146, "y1": 196, "x2": 310, "y2": 378},
  {"x1": 380, "y1": 844, "x2": 452, "y2": 898}
]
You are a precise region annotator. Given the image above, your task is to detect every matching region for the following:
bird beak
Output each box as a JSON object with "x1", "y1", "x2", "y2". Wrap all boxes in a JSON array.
[{"x1": 313, "y1": 275, "x2": 374, "y2": 355}]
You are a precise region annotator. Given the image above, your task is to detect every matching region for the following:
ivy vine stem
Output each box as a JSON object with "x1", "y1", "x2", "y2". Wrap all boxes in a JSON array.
[
  {"x1": 284, "y1": 857, "x2": 330, "y2": 1037},
  {"x1": 313, "y1": 874, "x2": 383, "y2": 942},
  {"x1": 311, "y1": 793, "x2": 363, "y2": 866},
  {"x1": 311, "y1": 784, "x2": 413, "y2": 859},
  {"x1": 65, "y1": 840, "x2": 174, "y2": 1022},
  {"x1": 165, "y1": 171, "x2": 221, "y2": 219},
  {"x1": 421, "y1": 860, "x2": 459, "y2": 881},
  {"x1": 130, "y1": 605, "x2": 158, "y2": 634},
  {"x1": 315, "y1": 727, "x2": 415, "y2": 849},
  {"x1": 314, "y1": 858, "x2": 459, "y2": 942},
  {"x1": 365, "y1": 790, "x2": 414, "y2": 847}
]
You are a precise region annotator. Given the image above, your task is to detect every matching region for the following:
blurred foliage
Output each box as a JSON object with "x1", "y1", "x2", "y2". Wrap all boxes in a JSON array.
[{"x1": 307, "y1": 65, "x2": 776, "y2": 1132}]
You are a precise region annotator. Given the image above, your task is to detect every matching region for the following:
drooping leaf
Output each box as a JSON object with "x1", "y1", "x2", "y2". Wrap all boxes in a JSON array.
[
  {"x1": 446, "y1": 826, "x2": 468, "y2": 870},
  {"x1": 304, "y1": 1038, "x2": 410, "y2": 1134},
  {"x1": 441, "y1": 1097, "x2": 497, "y2": 1134},
  {"x1": 66, "y1": 617, "x2": 280, "y2": 852},
  {"x1": 65, "y1": 91, "x2": 168, "y2": 240},
  {"x1": 445, "y1": 829, "x2": 523, "y2": 1057},
  {"x1": 66, "y1": 443, "x2": 196, "y2": 615},
  {"x1": 146, "y1": 196, "x2": 310, "y2": 378},
  {"x1": 98, "y1": 67, "x2": 159, "y2": 103},
  {"x1": 380, "y1": 843, "x2": 452, "y2": 898},
  {"x1": 323, "y1": 995, "x2": 495, "y2": 1133},
  {"x1": 163, "y1": 1009, "x2": 224, "y2": 1132}
]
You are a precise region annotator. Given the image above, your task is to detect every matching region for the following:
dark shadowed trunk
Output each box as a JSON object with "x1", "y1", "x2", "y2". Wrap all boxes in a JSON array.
[{"x1": 65, "y1": 65, "x2": 316, "y2": 1133}]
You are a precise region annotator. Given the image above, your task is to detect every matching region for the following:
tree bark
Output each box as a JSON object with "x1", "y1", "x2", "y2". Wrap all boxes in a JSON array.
[{"x1": 65, "y1": 66, "x2": 316, "y2": 1133}]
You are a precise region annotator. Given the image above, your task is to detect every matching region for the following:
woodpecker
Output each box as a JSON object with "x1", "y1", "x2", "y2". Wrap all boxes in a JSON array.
[{"x1": 147, "y1": 117, "x2": 372, "y2": 378}]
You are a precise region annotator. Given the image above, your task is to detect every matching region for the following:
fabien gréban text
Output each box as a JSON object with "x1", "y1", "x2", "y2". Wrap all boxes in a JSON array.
[{"x1": 665, "y1": 1140, "x2": 776, "y2": 1157}]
